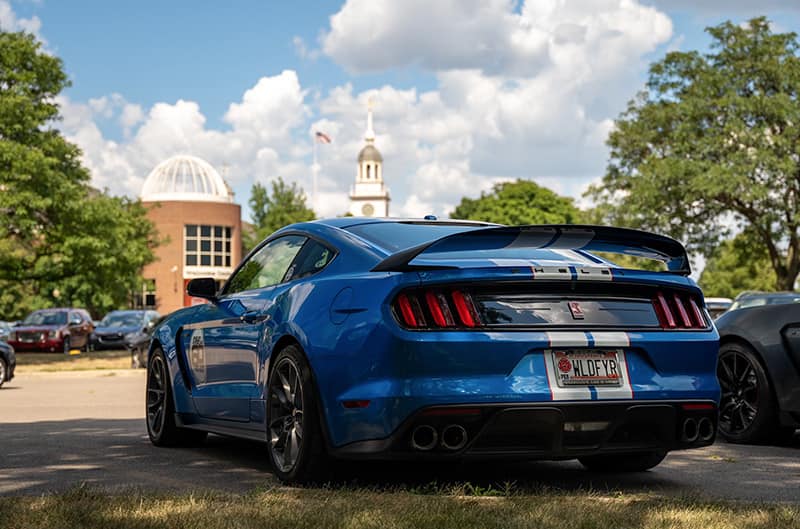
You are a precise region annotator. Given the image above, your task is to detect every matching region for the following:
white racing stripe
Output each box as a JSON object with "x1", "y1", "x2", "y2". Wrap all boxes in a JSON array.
[
  {"x1": 590, "y1": 332, "x2": 633, "y2": 399},
  {"x1": 532, "y1": 266, "x2": 572, "y2": 280},
  {"x1": 589, "y1": 332, "x2": 630, "y2": 347}
]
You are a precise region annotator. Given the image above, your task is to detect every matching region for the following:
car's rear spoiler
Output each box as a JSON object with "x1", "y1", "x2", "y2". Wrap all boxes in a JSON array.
[{"x1": 371, "y1": 224, "x2": 691, "y2": 275}]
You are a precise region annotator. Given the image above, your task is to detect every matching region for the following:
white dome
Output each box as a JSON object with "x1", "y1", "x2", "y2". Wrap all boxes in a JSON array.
[{"x1": 141, "y1": 155, "x2": 233, "y2": 203}]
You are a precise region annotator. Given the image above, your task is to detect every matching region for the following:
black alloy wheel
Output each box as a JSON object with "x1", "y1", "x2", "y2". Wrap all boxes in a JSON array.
[
  {"x1": 145, "y1": 347, "x2": 207, "y2": 447},
  {"x1": 266, "y1": 345, "x2": 328, "y2": 483},
  {"x1": 717, "y1": 343, "x2": 788, "y2": 443}
]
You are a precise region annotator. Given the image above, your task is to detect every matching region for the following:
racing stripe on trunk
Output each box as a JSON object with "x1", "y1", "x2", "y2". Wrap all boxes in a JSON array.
[
  {"x1": 544, "y1": 332, "x2": 592, "y2": 401},
  {"x1": 588, "y1": 332, "x2": 633, "y2": 399}
]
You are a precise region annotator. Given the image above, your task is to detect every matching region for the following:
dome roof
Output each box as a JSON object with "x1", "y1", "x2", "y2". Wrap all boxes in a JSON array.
[
  {"x1": 358, "y1": 144, "x2": 383, "y2": 163},
  {"x1": 141, "y1": 155, "x2": 233, "y2": 203}
]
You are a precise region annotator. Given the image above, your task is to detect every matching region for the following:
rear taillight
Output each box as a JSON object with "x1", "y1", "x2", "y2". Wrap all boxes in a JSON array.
[
  {"x1": 393, "y1": 289, "x2": 482, "y2": 329},
  {"x1": 652, "y1": 291, "x2": 707, "y2": 329}
]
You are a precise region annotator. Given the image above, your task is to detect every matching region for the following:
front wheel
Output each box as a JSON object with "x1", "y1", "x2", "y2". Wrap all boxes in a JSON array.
[
  {"x1": 0, "y1": 357, "x2": 7, "y2": 388},
  {"x1": 579, "y1": 451, "x2": 667, "y2": 472},
  {"x1": 62, "y1": 337, "x2": 71, "y2": 355},
  {"x1": 146, "y1": 347, "x2": 207, "y2": 447},
  {"x1": 266, "y1": 345, "x2": 329, "y2": 484}
]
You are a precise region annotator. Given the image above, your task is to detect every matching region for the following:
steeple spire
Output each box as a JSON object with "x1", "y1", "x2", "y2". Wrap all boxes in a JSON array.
[{"x1": 365, "y1": 97, "x2": 375, "y2": 143}]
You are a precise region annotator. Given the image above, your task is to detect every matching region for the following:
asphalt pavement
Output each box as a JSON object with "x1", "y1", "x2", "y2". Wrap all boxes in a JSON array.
[{"x1": 1, "y1": 370, "x2": 799, "y2": 501}]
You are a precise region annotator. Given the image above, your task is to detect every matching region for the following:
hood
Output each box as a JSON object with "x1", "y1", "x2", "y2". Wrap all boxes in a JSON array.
[
  {"x1": 94, "y1": 325, "x2": 141, "y2": 335},
  {"x1": 13, "y1": 324, "x2": 63, "y2": 333}
]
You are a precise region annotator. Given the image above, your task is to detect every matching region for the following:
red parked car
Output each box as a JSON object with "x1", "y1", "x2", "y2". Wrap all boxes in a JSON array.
[{"x1": 8, "y1": 308, "x2": 94, "y2": 353}]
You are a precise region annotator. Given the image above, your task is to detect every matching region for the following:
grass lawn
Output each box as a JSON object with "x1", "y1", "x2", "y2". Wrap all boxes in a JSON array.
[
  {"x1": 0, "y1": 485, "x2": 797, "y2": 529},
  {"x1": 14, "y1": 349, "x2": 132, "y2": 373}
]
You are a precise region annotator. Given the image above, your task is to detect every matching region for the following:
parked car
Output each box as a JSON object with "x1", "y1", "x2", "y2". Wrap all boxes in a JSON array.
[
  {"x1": 705, "y1": 297, "x2": 733, "y2": 319},
  {"x1": 8, "y1": 308, "x2": 94, "y2": 353},
  {"x1": 92, "y1": 310, "x2": 161, "y2": 352},
  {"x1": 715, "y1": 302, "x2": 800, "y2": 443},
  {"x1": 0, "y1": 340, "x2": 15, "y2": 388},
  {"x1": 130, "y1": 316, "x2": 165, "y2": 369},
  {"x1": 144, "y1": 219, "x2": 719, "y2": 484},
  {"x1": 0, "y1": 321, "x2": 12, "y2": 342},
  {"x1": 728, "y1": 291, "x2": 800, "y2": 312}
]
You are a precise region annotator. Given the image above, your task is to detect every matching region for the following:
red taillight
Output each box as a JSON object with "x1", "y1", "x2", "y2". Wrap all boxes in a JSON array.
[
  {"x1": 394, "y1": 288, "x2": 482, "y2": 329},
  {"x1": 425, "y1": 291, "x2": 455, "y2": 327},
  {"x1": 452, "y1": 290, "x2": 479, "y2": 328},
  {"x1": 396, "y1": 293, "x2": 418, "y2": 327},
  {"x1": 653, "y1": 291, "x2": 707, "y2": 330}
]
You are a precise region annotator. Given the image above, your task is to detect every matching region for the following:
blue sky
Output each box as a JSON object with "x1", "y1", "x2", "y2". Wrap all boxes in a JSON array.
[{"x1": 3, "y1": 0, "x2": 800, "y2": 220}]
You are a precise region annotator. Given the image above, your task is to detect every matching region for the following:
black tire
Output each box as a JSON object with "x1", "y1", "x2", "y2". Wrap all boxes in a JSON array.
[
  {"x1": 146, "y1": 347, "x2": 207, "y2": 447},
  {"x1": 265, "y1": 345, "x2": 329, "y2": 484},
  {"x1": 62, "y1": 337, "x2": 71, "y2": 355},
  {"x1": 717, "y1": 342, "x2": 782, "y2": 444},
  {"x1": 579, "y1": 450, "x2": 667, "y2": 472},
  {"x1": 0, "y1": 357, "x2": 7, "y2": 389}
]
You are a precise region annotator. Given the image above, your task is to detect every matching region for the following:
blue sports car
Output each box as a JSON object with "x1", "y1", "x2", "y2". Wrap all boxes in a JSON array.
[{"x1": 146, "y1": 219, "x2": 720, "y2": 483}]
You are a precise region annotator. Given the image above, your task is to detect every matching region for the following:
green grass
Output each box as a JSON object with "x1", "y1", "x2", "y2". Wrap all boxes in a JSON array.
[
  {"x1": 1, "y1": 485, "x2": 797, "y2": 529},
  {"x1": 14, "y1": 349, "x2": 132, "y2": 372}
]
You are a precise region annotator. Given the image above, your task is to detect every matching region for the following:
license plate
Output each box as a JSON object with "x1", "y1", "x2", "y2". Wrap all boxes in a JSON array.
[{"x1": 550, "y1": 349, "x2": 623, "y2": 387}]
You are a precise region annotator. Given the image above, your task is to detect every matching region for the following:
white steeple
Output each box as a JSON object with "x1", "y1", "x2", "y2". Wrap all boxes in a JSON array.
[{"x1": 349, "y1": 99, "x2": 390, "y2": 217}]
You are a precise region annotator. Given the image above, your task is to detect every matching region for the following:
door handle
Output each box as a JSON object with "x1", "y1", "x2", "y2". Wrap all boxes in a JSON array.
[{"x1": 240, "y1": 311, "x2": 269, "y2": 324}]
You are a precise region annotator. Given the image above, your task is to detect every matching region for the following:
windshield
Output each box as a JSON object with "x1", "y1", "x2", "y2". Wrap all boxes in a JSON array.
[
  {"x1": 345, "y1": 222, "x2": 487, "y2": 253},
  {"x1": 100, "y1": 312, "x2": 144, "y2": 328},
  {"x1": 730, "y1": 294, "x2": 800, "y2": 311},
  {"x1": 23, "y1": 311, "x2": 67, "y2": 326}
]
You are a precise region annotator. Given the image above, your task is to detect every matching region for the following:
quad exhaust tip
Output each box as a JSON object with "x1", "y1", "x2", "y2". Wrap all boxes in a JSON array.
[
  {"x1": 698, "y1": 417, "x2": 715, "y2": 442},
  {"x1": 411, "y1": 425, "x2": 438, "y2": 451},
  {"x1": 682, "y1": 418, "x2": 699, "y2": 443},
  {"x1": 441, "y1": 424, "x2": 468, "y2": 451}
]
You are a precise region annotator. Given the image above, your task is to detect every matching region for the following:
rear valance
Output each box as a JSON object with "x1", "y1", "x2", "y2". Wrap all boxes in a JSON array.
[{"x1": 371, "y1": 224, "x2": 690, "y2": 275}]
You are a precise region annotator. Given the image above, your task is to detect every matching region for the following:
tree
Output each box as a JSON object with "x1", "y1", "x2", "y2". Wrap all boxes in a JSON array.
[
  {"x1": 0, "y1": 31, "x2": 158, "y2": 318},
  {"x1": 245, "y1": 177, "x2": 315, "y2": 251},
  {"x1": 587, "y1": 18, "x2": 800, "y2": 290},
  {"x1": 450, "y1": 179, "x2": 581, "y2": 225},
  {"x1": 699, "y1": 232, "x2": 776, "y2": 298}
]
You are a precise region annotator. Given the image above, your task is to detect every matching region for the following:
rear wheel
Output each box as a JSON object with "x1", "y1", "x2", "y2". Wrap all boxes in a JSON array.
[
  {"x1": 266, "y1": 345, "x2": 329, "y2": 484},
  {"x1": 717, "y1": 343, "x2": 783, "y2": 444},
  {"x1": 579, "y1": 450, "x2": 667, "y2": 472},
  {"x1": 146, "y1": 347, "x2": 207, "y2": 447}
]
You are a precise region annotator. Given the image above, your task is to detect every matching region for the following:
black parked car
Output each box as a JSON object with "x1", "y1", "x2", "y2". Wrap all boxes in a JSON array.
[
  {"x1": 715, "y1": 302, "x2": 800, "y2": 443},
  {"x1": 0, "y1": 340, "x2": 15, "y2": 388},
  {"x1": 91, "y1": 310, "x2": 160, "y2": 352}
]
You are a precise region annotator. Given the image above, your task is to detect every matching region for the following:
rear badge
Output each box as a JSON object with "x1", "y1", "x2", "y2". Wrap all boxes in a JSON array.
[{"x1": 568, "y1": 301, "x2": 584, "y2": 320}]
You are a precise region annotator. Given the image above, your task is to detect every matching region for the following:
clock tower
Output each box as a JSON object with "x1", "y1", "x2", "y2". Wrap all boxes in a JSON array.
[{"x1": 349, "y1": 102, "x2": 390, "y2": 217}]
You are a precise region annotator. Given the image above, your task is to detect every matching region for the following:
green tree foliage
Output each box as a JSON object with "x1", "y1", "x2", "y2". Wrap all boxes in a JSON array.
[
  {"x1": 245, "y1": 177, "x2": 315, "y2": 251},
  {"x1": 450, "y1": 179, "x2": 581, "y2": 225},
  {"x1": 699, "y1": 232, "x2": 777, "y2": 298},
  {"x1": 0, "y1": 31, "x2": 157, "y2": 319},
  {"x1": 587, "y1": 18, "x2": 800, "y2": 290}
]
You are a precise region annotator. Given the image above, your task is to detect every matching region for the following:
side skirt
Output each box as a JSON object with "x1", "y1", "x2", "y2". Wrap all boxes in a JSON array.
[{"x1": 175, "y1": 413, "x2": 267, "y2": 443}]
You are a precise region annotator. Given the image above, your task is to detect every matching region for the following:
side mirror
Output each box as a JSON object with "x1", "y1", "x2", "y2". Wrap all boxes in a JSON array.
[{"x1": 187, "y1": 277, "x2": 218, "y2": 302}]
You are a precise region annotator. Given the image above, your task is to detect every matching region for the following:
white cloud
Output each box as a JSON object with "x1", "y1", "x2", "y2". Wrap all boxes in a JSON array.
[{"x1": 0, "y1": 0, "x2": 42, "y2": 37}]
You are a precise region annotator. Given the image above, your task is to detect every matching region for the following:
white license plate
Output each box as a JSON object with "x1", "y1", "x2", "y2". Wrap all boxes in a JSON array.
[{"x1": 550, "y1": 349, "x2": 623, "y2": 387}]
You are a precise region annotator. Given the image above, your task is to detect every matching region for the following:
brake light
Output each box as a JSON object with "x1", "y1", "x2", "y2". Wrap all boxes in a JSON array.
[
  {"x1": 393, "y1": 289, "x2": 482, "y2": 329},
  {"x1": 652, "y1": 291, "x2": 707, "y2": 329}
]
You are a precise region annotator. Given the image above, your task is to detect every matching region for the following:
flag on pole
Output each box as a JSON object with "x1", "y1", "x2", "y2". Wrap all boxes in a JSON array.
[{"x1": 315, "y1": 131, "x2": 332, "y2": 144}]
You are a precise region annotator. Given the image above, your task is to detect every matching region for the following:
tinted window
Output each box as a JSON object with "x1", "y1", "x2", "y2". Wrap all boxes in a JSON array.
[
  {"x1": 284, "y1": 240, "x2": 335, "y2": 281},
  {"x1": 24, "y1": 311, "x2": 67, "y2": 325},
  {"x1": 101, "y1": 312, "x2": 144, "y2": 328},
  {"x1": 345, "y1": 223, "x2": 486, "y2": 252},
  {"x1": 225, "y1": 235, "x2": 306, "y2": 294}
]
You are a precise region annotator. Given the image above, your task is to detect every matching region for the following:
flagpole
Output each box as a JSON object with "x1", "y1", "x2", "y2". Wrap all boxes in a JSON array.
[{"x1": 311, "y1": 134, "x2": 319, "y2": 215}]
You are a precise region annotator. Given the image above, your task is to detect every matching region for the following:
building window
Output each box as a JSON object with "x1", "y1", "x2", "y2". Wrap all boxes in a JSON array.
[
  {"x1": 366, "y1": 164, "x2": 371, "y2": 179},
  {"x1": 132, "y1": 279, "x2": 156, "y2": 309},
  {"x1": 185, "y1": 224, "x2": 232, "y2": 268}
]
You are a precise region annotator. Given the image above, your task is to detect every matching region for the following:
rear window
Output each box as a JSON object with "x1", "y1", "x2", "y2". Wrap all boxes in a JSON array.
[{"x1": 346, "y1": 222, "x2": 486, "y2": 253}]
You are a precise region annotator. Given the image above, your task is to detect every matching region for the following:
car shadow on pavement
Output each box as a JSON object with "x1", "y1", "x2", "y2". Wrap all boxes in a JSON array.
[{"x1": 1, "y1": 418, "x2": 797, "y2": 501}]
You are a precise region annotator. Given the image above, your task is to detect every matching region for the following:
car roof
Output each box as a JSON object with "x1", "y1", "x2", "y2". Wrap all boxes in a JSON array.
[{"x1": 314, "y1": 217, "x2": 497, "y2": 229}]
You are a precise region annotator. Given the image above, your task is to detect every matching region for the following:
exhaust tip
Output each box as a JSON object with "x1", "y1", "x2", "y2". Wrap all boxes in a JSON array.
[
  {"x1": 441, "y1": 424, "x2": 468, "y2": 451},
  {"x1": 698, "y1": 417, "x2": 715, "y2": 442},
  {"x1": 682, "y1": 418, "x2": 699, "y2": 443},
  {"x1": 411, "y1": 425, "x2": 438, "y2": 451}
]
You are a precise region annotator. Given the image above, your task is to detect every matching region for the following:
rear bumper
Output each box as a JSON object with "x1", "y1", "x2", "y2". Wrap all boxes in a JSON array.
[{"x1": 330, "y1": 400, "x2": 717, "y2": 460}]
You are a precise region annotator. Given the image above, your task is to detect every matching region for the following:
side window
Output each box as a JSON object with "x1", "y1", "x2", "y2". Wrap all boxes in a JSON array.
[
  {"x1": 283, "y1": 240, "x2": 335, "y2": 282},
  {"x1": 68, "y1": 311, "x2": 81, "y2": 325},
  {"x1": 225, "y1": 235, "x2": 306, "y2": 294}
]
